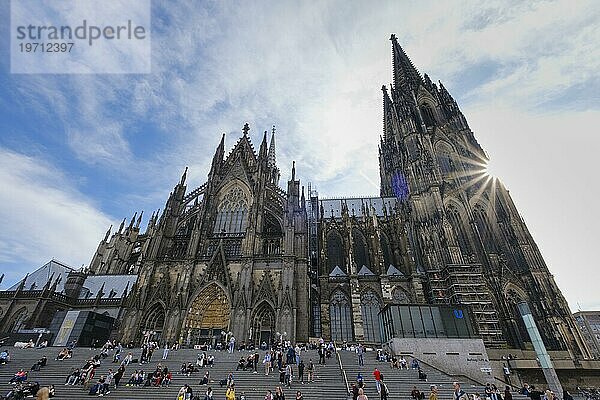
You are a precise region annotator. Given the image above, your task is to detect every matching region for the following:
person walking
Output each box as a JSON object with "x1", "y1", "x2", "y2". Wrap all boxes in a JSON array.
[
  {"x1": 114, "y1": 365, "x2": 125, "y2": 388},
  {"x1": 298, "y1": 360, "x2": 305, "y2": 384},
  {"x1": 318, "y1": 346, "x2": 326, "y2": 365},
  {"x1": 163, "y1": 343, "x2": 169, "y2": 360},
  {"x1": 307, "y1": 359, "x2": 314, "y2": 383},
  {"x1": 264, "y1": 352, "x2": 272, "y2": 376},
  {"x1": 373, "y1": 368, "x2": 381, "y2": 393},
  {"x1": 285, "y1": 363, "x2": 293, "y2": 387},
  {"x1": 357, "y1": 344, "x2": 364, "y2": 366}
]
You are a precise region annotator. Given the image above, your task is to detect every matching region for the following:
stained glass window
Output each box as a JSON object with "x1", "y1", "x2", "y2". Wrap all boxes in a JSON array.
[
  {"x1": 327, "y1": 230, "x2": 345, "y2": 274},
  {"x1": 213, "y1": 186, "x2": 249, "y2": 234},
  {"x1": 330, "y1": 290, "x2": 353, "y2": 342},
  {"x1": 361, "y1": 291, "x2": 381, "y2": 342}
]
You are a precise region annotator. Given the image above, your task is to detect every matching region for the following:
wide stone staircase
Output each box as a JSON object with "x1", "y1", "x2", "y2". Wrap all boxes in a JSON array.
[
  {"x1": 0, "y1": 346, "x2": 348, "y2": 399},
  {"x1": 338, "y1": 349, "x2": 530, "y2": 400}
]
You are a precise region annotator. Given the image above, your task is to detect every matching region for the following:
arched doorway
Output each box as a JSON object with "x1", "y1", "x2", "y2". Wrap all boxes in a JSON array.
[
  {"x1": 252, "y1": 301, "x2": 275, "y2": 347},
  {"x1": 184, "y1": 283, "x2": 230, "y2": 347},
  {"x1": 142, "y1": 304, "x2": 165, "y2": 343}
]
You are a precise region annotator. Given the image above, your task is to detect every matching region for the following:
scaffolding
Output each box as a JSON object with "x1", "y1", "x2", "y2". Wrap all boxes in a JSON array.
[{"x1": 428, "y1": 264, "x2": 505, "y2": 347}]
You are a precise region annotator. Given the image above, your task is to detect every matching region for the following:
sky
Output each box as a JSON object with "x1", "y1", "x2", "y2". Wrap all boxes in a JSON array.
[{"x1": 0, "y1": 0, "x2": 598, "y2": 310}]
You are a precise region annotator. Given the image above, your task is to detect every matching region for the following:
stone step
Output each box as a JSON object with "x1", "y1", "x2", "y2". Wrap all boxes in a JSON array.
[
  {"x1": 0, "y1": 347, "x2": 348, "y2": 399},
  {"x1": 338, "y1": 350, "x2": 527, "y2": 400}
]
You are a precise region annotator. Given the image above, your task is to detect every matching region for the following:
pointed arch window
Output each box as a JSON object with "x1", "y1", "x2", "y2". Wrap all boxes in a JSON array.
[
  {"x1": 361, "y1": 291, "x2": 382, "y2": 343},
  {"x1": 330, "y1": 290, "x2": 353, "y2": 342},
  {"x1": 352, "y1": 228, "x2": 369, "y2": 270},
  {"x1": 380, "y1": 232, "x2": 394, "y2": 272},
  {"x1": 447, "y1": 205, "x2": 472, "y2": 257},
  {"x1": 435, "y1": 142, "x2": 455, "y2": 176},
  {"x1": 8, "y1": 308, "x2": 28, "y2": 333},
  {"x1": 326, "y1": 230, "x2": 345, "y2": 274},
  {"x1": 473, "y1": 204, "x2": 494, "y2": 251},
  {"x1": 263, "y1": 213, "x2": 283, "y2": 255},
  {"x1": 213, "y1": 186, "x2": 249, "y2": 234},
  {"x1": 420, "y1": 103, "x2": 435, "y2": 127}
]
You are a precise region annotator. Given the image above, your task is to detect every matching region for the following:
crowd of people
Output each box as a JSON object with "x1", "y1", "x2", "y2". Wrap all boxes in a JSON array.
[
  {"x1": 183, "y1": 337, "x2": 322, "y2": 399},
  {"x1": 1, "y1": 346, "x2": 55, "y2": 399},
  {"x1": 2, "y1": 337, "x2": 586, "y2": 400}
]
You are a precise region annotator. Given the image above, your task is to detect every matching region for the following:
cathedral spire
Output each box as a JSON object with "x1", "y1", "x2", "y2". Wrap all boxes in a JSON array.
[
  {"x1": 180, "y1": 166, "x2": 188, "y2": 185},
  {"x1": 259, "y1": 130, "x2": 268, "y2": 160},
  {"x1": 122, "y1": 280, "x2": 130, "y2": 298},
  {"x1": 211, "y1": 133, "x2": 225, "y2": 173},
  {"x1": 291, "y1": 161, "x2": 296, "y2": 181},
  {"x1": 268, "y1": 125, "x2": 276, "y2": 168},
  {"x1": 390, "y1": 34, "x2": 422, "y2": 92},
  {"x1": 103, "y1": 225, "x2": 112, "y2": 242},
  {"x1": 242, "y1": 122, "x2": 250, "y2": 137},
  {"x1": 118, "y1": 218, "x2": 125, "y2": 234},
  {"x1": 128, "y1": 212, "x2": 137, "y2": 230},
  {"x1": 135, "y1": 211, "x2": 143, "y2": 229}
]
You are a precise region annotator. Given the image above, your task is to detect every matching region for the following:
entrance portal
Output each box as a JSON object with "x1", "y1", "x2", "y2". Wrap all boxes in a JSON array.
[
  {"x1": 184, "y1": 283, "x2": 230, "y2": 347},
  {"x1": 252, "y1": 302, "x2": 275, "y2": 348},
  {"x1": 142, "y1": 304, "x2": 165, "y2": 343}
]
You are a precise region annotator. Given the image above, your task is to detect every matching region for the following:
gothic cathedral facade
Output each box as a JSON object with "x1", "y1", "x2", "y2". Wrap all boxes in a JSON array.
[{"x1": 84, "y1": 35, "x2": 588, "y2": 358}]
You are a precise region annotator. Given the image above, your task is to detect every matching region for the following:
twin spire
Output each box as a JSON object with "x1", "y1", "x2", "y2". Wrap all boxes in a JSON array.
[{"x1": 389, "y1": 33, "x2": 423, "y2": 92}]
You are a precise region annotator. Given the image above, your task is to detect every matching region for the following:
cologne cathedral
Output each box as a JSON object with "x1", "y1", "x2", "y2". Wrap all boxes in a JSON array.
[{"x1": 0, "y1": 35, "x2": 589, "y2": 361}]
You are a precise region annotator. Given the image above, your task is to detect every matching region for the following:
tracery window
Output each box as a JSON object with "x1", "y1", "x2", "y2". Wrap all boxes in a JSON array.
[
  {"x1": 447, "y1": 205, "x2": 472, "y2": 256},
  {"x1": 436, "y1": 142, "x2": 455, "y2": 176},
  {"x1": 330, "y1": 290, "x2": 353, "y2": 342},
  {"x1": 263, "y1": 213, "x2": 282, "y2": 255},
  {"x1": 361, "y1": 291, "x2": 382, "y2": 342},
  {"x1": 380, "y1": 232, "x2": 394, "y2": 271},
  {"x1": 392, "y1": 287, "x2": 409, "y2": 304},
  {"x1": 352, "y1": 228, "x2": 369, "y2": 270},
  {"x1": 327, "y1": 230, "x2": 345, "y2": 273},
  {"x1": 473, "y1": 204, "x2": 494, "y2": 251},
  {"x1": 420, "y1": 104, "x2": 435, "y2": 127},
  {"x1": 213, "y1": 186, "x2": 249, "y2": 234}
]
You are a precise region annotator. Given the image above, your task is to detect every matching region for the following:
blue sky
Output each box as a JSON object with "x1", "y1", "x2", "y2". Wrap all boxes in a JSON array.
[{"x1": 0, "y1": 1, "x2": 599, "y2": 310}]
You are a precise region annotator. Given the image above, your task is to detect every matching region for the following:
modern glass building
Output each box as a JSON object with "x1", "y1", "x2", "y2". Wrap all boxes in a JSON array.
[{"x1": 379, "y1": 304, "x2": 478, "y2": 343}]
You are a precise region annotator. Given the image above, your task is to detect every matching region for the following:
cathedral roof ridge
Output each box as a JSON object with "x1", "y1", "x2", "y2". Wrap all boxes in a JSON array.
[{"x1": 318, "y1": 194, "x2": 393, "y2": 200}]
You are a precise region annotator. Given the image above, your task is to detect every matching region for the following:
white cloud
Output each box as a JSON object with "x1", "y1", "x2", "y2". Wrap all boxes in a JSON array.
[{"x1": 0, "y1": 148, "x2": 114, "y2": 287}]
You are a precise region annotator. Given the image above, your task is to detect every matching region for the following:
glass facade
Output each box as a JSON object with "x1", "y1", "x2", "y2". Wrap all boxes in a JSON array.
[{"x1": 379, "y1": 304, "x2": 477, "y2": 343}]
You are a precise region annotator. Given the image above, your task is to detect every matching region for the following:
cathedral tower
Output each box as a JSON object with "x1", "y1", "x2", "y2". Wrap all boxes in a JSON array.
[{"x1": 378, "y1": 34, "x2": 589, "y2": 357}]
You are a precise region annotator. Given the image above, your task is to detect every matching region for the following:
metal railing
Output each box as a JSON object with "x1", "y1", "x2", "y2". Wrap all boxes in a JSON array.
[{"x1": 334, "y1": 342, "x2": 352, "y2": 399}]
